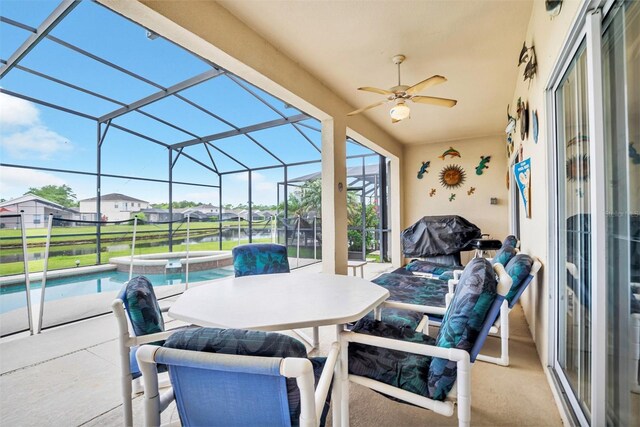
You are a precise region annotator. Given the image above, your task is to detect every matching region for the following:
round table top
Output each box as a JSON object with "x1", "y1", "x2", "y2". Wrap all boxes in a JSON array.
[{"x1": 168, "y1": 272, "x2": 389, "y2": 331}]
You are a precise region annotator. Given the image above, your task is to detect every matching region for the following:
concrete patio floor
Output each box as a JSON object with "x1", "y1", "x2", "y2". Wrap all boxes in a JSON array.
[{"x1": 0, "y1": 262, "x2": 562, "y2": 426}]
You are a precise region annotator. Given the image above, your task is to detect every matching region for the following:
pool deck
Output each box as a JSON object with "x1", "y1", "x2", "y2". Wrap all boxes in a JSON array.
[{"x1": 0, "y1": 262, "x2": 563, "y2": 426}]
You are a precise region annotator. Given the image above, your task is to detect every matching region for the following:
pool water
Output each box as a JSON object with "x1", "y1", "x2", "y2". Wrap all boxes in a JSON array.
[{"x1": 0, "y1": 268, "x2": 234, "y2": 314}]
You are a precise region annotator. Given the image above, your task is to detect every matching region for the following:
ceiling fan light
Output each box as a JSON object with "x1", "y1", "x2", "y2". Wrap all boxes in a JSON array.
[{"x1": 390, "y1": 102, "x2": 410, "y2": 120}]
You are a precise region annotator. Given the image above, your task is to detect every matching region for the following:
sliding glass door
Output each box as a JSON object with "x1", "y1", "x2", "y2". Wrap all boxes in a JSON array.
[
  {"x1": 554, "y1": 40, "x2": 592, "y2": 421},
  {"x1": 602, "y1": 1, "x2": 640, "y2": 425},
  {"x1": 551, "y1": 1, "x2": 639, "y2": 425}
]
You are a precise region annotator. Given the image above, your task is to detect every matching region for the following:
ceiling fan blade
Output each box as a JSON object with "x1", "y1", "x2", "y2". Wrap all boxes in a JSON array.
[
  {"x1": 405, "y1": 75, "x2": 447, "y2": 95},
  {"x1": 411, "y1": 95, "x2": 457, "y2": 108},
  {"x1": 347, "y1": 100, "x2": 387, "y2": 116},
  {"x1": 391, "y1": 118, "x2": 402, "y2": 124},
  {"x1": 358, "y1": 86, "x2": 394, "y2": 95}
]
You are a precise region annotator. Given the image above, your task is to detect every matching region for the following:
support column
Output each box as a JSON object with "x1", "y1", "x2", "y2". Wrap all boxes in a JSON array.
[
  {"x1": 389, "y1": 156, "x2": 402, "y2": 268},
  {"x1": 321, "y1": 117, "x2": 347, "y2": 275},
  {"x1": 168, "y1": 149, "x2": 173, "y2": 252}
]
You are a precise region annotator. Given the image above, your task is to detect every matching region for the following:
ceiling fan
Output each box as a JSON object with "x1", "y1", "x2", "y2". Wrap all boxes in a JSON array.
[{"x1": 347, "y1": 54, "x2": 457, "y2": 123}]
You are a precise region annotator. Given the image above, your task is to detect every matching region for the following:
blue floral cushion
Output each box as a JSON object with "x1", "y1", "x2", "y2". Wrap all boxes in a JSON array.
[
  {"x1": 348, "y1": 319, "x2": 436, "y2": 398},
  {"x1": 164, "y1": 327, "x2": 330, "y2": 427},
  {"x1": 373, "y1": 273, "x2": 448, "y2": 308},
  {"x1": 430, "y1": 258, "x2": 498, "y2": 400},
  {"x1": 405, "y1": 260, "x2": 462, "y2": 275},
  {"x1": 121, "y1": 276, "x2": 164, "y2": 339},
  {"x1": 504, "y1": 254, "x2": 534, "y2": 304},
  {"x1": 491, "y1": 245, "x2": 518, "y2": 266},
  {"x1": 502, "y1": 235, "x2": 518, "y2": 248},
  {"x1": 232, "y1": 243, "x2": 290, "y2": 277}
]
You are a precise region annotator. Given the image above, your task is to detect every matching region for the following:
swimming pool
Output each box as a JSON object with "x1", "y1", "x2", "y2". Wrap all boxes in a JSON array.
[{"x1": 0, "y1": 268, "x2": 234, "y2": 314}]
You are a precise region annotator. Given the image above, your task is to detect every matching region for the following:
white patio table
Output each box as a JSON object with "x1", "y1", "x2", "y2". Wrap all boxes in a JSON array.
[{"x1": 168, "y1": 271, "x2": 389, "y2": 427}]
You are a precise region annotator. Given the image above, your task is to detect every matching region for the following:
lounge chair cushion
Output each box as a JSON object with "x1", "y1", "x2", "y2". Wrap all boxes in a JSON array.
[
  {"x1": 121, "y1": 276, "x2": 165, "y2": 339},
  {"x1": 491, "y1": 245, "x2": 518, "y2": 266},
  {"x1": 504, "y1": 254, "x2": 534, "y2": 304},
  {"x1": 364, "y1": 308, "x2": 425, "y2": 330},
  {"x1": 373, "y1": 273, "x2": 449, "y2": 308},
  {"x1": 405, "y1": 260, "x2": 462, "y2": 275},
  {"x1": 232, "y1": 243, "x2": 290, "y2": 277},
  {"x1": 503, "y1": 235, "x2": 518, "y2": 248},
  {"x1": 348, "y1": 318, "x2": 436, "y2": 398},
  {"x1": 430, "y1": 258, "x2": 497, "y2": 400},
  {"x1": 164, "y1": 327, "x2": 330, "y2": 427}
]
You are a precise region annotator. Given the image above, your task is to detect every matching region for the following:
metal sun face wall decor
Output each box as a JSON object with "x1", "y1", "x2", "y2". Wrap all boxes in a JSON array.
[{"x1": 439, "y1": 164, "x2": 466, "y2": 189}]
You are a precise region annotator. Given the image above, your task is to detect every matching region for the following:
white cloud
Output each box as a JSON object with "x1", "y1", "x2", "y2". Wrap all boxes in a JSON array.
[
  {"x1": 1, "y1": 125, "x2": 72, "y2": 160},
  {"x1": 0, "y1": 91, "x2": 40, "y2": 128},
  {"x1": 0, "y1": 166, "x2": 66, "y2": 200}
]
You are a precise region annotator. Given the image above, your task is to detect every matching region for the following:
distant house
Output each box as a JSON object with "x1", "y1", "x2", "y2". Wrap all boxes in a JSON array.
[
  {"x1": 139, "y1": 208, "x2": 183, "y2": 223},
  {"x1": 78, "y1": 193, "x2": 149, "y2": 222},
  {"x1": 0, "y1": 194, "x2": 78, "y2": 229},
  {"x1": 184, "y1": 204, "x2": 221, "y2": 215},
  {"x1": 179, "y1": 205, "x2": 221, "y2": 220}
]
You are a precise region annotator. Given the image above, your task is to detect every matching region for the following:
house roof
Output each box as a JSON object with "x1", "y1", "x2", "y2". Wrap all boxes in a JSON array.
[
  {"x1": 78, "y1": 193, "x2": 148, "y2": 203},
  {"x1": 0, "y1": 194, "x2": 75, "y2": 212}
]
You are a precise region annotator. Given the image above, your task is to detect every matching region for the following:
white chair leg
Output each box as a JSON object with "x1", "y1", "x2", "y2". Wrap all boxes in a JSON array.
[
  {"x1": 121, "y1": 372, "x2": 133, "y2": 426},
  {"x1": 476, "y1": 301, "x2": 510, "y2": 366}
]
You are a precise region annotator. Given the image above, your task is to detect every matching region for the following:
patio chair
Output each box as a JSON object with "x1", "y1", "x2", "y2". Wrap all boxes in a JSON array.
[
  {"x1": 342, "y1": 257, "x2": 512, "y2": 427},
  {"x1": 136, "y1": 327, "x2": 338, "y2": 427},
  {"x1": 232, "y1": 243, "x2": 319, "y2": 349},
  {"x1": 111, "y1": 276, "x2": 179, "y2": 427},
  {"x1": 382, "y1": 253, "x2": 542, "y2": 366}
]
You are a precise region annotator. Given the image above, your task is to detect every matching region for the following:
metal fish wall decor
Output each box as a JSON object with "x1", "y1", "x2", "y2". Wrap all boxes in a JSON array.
[{"x1": 438, "y1": 147, "x2": 461, "y2": 160}]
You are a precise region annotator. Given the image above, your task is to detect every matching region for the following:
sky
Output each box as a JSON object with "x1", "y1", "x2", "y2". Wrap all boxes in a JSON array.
[{"x1": 0, "y1": 0, "x2": 377, "y2": 206}]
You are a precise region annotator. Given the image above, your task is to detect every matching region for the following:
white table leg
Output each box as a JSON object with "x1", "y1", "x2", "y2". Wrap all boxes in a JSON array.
[
  {"x1": 332, "y1": 324, "x2": 343, "y2": 427},
  {"x1": 339, "y1": 323, "x2": 350, "y2": 426},
  {"x1": 359, "y1": 266, "x2": 364, "y2": 278}
]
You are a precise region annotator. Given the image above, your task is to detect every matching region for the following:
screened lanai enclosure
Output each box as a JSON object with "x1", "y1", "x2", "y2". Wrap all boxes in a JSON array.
[{"x1": 0, "y1": 0, "x2": 391, "y2": 336}]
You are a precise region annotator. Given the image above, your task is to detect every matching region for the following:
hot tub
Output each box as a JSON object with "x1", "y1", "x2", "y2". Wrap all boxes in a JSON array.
[{"x1": 109, "y1": 251, "x2": 233, "y2": 274}]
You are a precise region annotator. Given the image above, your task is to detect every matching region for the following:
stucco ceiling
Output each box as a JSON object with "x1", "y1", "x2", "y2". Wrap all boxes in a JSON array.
[{"x1": 217, "y1": 0, "x2": 533, "y2": 145}]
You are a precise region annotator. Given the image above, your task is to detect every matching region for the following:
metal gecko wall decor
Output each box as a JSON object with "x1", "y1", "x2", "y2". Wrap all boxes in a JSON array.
[
  {"x1": 417, "y1": 161, "x2": 431, "y2": 179},
  {"x1": 429, "y1": 188, "x2": 436, "y2": 197},
  {"x1": 449, "y1": 193, "x2": 456, "y2": 202},
  {"x1": 475, "y1": 156, "x2": 491, "y2": 175},
  {"x1": 467, "y1": 187, "x2": 476, "y2": 196}
]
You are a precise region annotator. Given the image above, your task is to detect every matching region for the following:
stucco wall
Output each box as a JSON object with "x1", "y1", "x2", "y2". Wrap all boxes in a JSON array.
[
  {"x1": 403, "y1": 135, "x2": 509, "y2": 264},
  {"x1": 509, "y1": 0, "x2": 583, "y2": 366}
]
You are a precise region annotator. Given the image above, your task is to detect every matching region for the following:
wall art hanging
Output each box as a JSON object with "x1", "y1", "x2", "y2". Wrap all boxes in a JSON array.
[
  {"x1": 518, "y1": 43, "x2": 537, "y2": 83},
  {"x1": 439, "y1": 164, "x2": 466, "y2": 189},
  {"x1": 475, "y1": 156, "x2": 491, "y2": 175},
  {"x1": 417, "y1": 161, "x2": 431, "y2": 179},
  {"x1": 449, "y1": 193, "x2": 456, "y2": 202},
  {"x1": 520, "y1": 101, "x2": 529, "y2": 140},
  {"x1": 514, "y1": 158, "x2": 532, "y2": 218},
  {"x1": 506, "y1": 105, "x2": 517, "y2": 158},
  {"x1": 546, "y1": 0, "x2": 563, "y2": 17},
  {"x1": 467, "y1": 187, "x2": 476, "y2": 196},
  {"x1": 532, "y1": 109, "x2": 539, "y2": 143},
  {"x1": 438, "y1": 146, "x2": 461, "y2": 160},
  {"x1": 429, "y1": 188, "x2": 437, "y2": 197}
]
